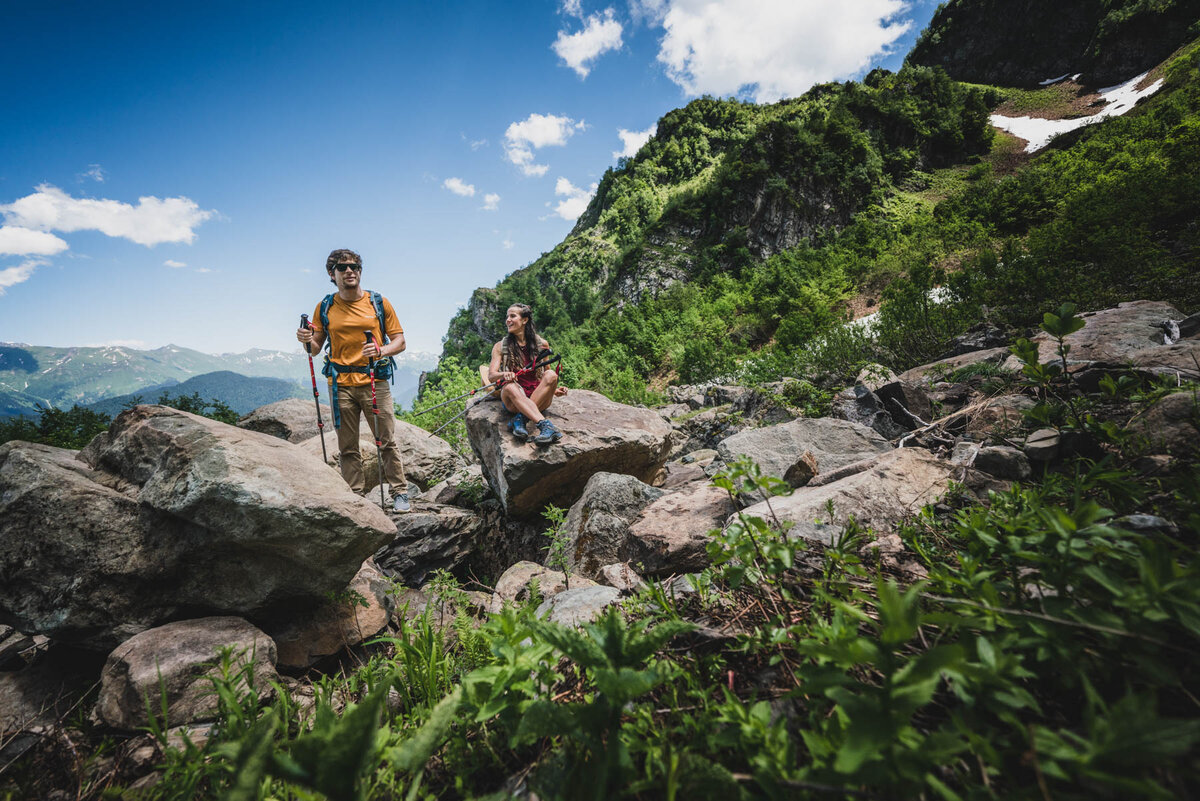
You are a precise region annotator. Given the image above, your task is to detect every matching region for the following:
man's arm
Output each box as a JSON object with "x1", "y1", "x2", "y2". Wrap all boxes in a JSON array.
[
  {"x1": 378, "y1": 297, "x2": 406, "y2": 359},
  {"x1": 378, "y1": 332, "x2": 406, "y2": 358}
]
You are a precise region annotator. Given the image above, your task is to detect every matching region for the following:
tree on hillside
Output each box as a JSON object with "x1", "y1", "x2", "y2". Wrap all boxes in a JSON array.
[{"x1": 0, "y1": 405, "x2": 112, "y2": 450}]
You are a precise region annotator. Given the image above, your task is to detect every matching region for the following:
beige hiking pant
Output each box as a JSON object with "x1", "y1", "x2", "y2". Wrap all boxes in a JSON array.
[{"x1": 335, "y1": 381, "x2": 408, "y2": 496}]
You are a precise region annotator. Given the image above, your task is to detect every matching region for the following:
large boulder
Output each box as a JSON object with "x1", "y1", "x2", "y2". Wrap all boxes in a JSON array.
[
  {"x1": 492, "y1": 561, "x2": 597, "y2": 606},
  {"x1": 738, "y1": 448, "x2": 956, "y2": 547},
  {"x1": 1125, "y1": 391, "x2": 1199, "y2": 457},
  {"x1": 0, "y1": 405, "x2": 396, "y2": 650},
  {"x1": 297, "y1": 418, "x2": 462, "y2": 492},
  {"x1": 466, "y1": 390, "x2": 673, "y2": 517},
  {"x1": 714, "y1": 418, "x2": 893, "y2": 485},
  {"x1": 266, "y1": 559, "x2": 396, "y2": 670},
  {"x1": 535, "y1": 586, "x2": 622, "y2": 627},
  {"x1": 561, "y1": 473, "x2": 665, "y2": 579},
  {"x1": 95, "y1": 617, "x2": 277, "y2": 731},
  {"x1": 373, "y1": 503, "x2": 485, "y2": 587},
  {"x1": 898, "y1": 347, "x2": 1011, "y2": 384},
  {"x1": 237, "y1": 398, "x2": 331, "y2": 443},
  {"x1": 625, "y1": 482, "x2": 735, "y2": 576},
  {"x1": 1001, "y1": 301, "x2": 1200, "y2": 381}
]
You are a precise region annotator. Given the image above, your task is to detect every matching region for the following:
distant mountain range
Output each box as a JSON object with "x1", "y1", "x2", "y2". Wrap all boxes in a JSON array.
[
  {"x1": 83, "y1": 371, "x2": 312, "y2": 417},
  {"x1": 0, "y1": 342, "x2": 436, "y2": 418}
]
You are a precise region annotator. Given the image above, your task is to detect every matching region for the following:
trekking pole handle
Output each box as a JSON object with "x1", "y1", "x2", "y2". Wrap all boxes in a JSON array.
[
  {"x1": 300, "y1": 314, "x2": 311, "y2": 354},
  {"x1": 364, "y1": 330, "x2": 378, "y2": 359}
]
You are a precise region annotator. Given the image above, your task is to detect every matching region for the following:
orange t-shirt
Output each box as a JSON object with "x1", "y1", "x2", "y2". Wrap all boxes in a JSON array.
[{"x1": 312, "y1": 292, "x2": 403, "y2": 387}]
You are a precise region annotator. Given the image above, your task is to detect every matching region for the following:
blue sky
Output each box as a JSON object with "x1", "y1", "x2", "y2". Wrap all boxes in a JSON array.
[{"x1": 1, "y1": 0, "x2": 940, "y2": 356}]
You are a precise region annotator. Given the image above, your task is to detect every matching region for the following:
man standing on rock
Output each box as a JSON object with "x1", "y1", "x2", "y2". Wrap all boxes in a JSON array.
[{"x1": 296, "y1": 248, "x2": 412, "y2": 513}]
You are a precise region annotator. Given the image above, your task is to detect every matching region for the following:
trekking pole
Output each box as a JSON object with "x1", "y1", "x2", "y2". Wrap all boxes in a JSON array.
[
  {"x1": 429, "y1": 396, "x2": 484, "y2": 438},
  {"x1": 365, "y1": 331, "x2": 388, "y2": 512},
  {"x1": 300, "y1": 314, "x2": 328, "y2": 464}
]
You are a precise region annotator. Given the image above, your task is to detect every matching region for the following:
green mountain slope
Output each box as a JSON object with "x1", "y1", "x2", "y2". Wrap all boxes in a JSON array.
[
  {"x1": 906, "y1": 0, "x2": 1200, "y2": 87},
  {"x1": 440, "y1": 67, "x2": 995, "y2": 388},
  {"x1": 435, "y1": 36, "x2": 1199, "y2": 400}
]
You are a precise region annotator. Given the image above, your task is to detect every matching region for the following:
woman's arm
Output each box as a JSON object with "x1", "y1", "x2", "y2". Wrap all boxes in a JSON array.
[{"x1": 488, "y1": 341, "x2": 514, "y2": 383}]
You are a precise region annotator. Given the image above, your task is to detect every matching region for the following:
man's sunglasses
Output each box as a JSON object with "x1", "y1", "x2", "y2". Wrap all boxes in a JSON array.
[{"x1": 334, "y1": 263, "x2": 361, "y2": 272}]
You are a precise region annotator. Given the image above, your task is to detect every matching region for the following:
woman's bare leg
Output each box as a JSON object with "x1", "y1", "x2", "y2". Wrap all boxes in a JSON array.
[
  {"x1": 501, "y1": 383, "x2": 545, "y2": 423},
  {"x1": 530, "y1": 370, "x2": 559, "y2": 412}
]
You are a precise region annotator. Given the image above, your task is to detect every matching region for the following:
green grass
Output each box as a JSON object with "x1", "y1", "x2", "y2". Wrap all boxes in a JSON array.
[{"x1": 992, "y1": 82, "x2": 1089, "y2": 117}]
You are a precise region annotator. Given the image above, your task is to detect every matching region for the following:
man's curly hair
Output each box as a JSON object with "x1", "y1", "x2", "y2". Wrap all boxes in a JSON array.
[{"x1": 325, "y1": 248, "x2": 362, "y2": 272}]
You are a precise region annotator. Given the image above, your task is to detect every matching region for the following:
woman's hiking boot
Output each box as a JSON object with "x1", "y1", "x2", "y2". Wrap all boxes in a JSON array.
[
  {"x1": 534, "y1": 418, "x2": 562, "y2": 445},
  {"x1": 508, "y1": 412, "x2": 530, "y2": 440}
]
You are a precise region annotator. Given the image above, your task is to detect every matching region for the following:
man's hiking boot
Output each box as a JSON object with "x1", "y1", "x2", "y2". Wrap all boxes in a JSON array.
[
  {"x1": 392, "y1": 492, "x2": 411, "y2": 513},
  {"x1": 534, "y1": 418, "x2": 563, "y2": 445},
  {"x1": 508, "y1": 412, "x2": 530, "y2": 440}
]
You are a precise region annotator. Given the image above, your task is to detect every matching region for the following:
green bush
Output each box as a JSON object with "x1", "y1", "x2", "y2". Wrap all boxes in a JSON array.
[
  {"x1": 398, "y1": 356, "x2": 480, "y2": 452},
  {"x1": 0, "y1": 404, "x2": 111, "y2": 450}
]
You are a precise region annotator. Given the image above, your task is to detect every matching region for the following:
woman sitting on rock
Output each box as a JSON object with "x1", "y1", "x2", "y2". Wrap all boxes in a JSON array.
[{"x1": 488, "y1": 303, "x2": 566, "y2": 445}]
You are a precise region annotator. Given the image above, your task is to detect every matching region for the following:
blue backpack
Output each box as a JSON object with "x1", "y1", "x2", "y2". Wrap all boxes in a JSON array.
[{"x1": 319, "y1": 290, "x2": 394, "y2": 427}]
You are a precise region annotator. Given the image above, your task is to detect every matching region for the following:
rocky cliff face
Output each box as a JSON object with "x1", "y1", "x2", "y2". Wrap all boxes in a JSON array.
[{"x1": 907, "y1": 0, "x2": 1200, "y2": 86}]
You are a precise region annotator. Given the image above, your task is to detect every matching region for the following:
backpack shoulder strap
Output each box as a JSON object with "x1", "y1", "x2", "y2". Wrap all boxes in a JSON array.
[
  {"x1": 368, "y1": 291, "x2": 395, "y2": 383},
  {"x1": 319, "y1": 294, "x2": 336, "y2": 352},
  {"x1": 369, "y1": 291, "x2": 390, "y2": 345}
]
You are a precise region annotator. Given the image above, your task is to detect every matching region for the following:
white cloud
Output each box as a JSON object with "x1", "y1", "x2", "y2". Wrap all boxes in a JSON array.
[
  {"x1": 554, "y1": 177, "x2": 597, "y2": 220},
  {"x1": 504, "y1": 113, "x2": 586, "y2": 177},
  {"x1": 195, "y1": 267, "x2": 212, "y2": 274},
  {"x1": 653, "y1": 0, "x2": 911, "y2": 102},
  {"x1": 470, "y1": 138, "x2": 488, "y2": 150},
  {"x1": 629, "y1": 0, "x2": 668, "y2": 23},
  {"x1": 483, "y1": 193, "x2": 501, "y2": 211},
  {"x1": 560, "y1": 0, "x2": 583, "y2": 17},
  {"x1": 502, "y1": 238, "x2": 515, "y2": 250},
  {"x1": 614, "y1": 125, "x2": 656, "y2": 159},
  {"x1": 553, "y1": 9, "x2": 624, "y2": 77},
  {"x1": 79, "y1": 164, "x2": 106, "y2": 183},
  {"x1": 1, "y1": 185, "x2": 215, "y2": 247},
  {"x1": 0, "y1": 259, "x2": 44, "y2": 294},
  {"x1": 164, "y1": 259, "x2": 187, "y2": 268},
  {"x1": 443, "y1": 177, "x2": 477, "y2": 197},
  {"x1": 0, "y1": 226, "x2": 69, "y2": 256}
]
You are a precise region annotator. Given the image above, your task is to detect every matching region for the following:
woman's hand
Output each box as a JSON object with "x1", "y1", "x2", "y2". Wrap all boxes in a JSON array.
[{"x1": 554, "y1": 386, "x2": 568, "y2": 396}]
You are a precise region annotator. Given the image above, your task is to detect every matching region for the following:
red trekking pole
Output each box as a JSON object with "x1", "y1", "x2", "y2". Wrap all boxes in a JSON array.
[
  {"x1": 300, "y1": 314, "x2": 328, "y2": 464},
  {"x1": 365, "y1": 331, "x2": 387, "y2": 511}
]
